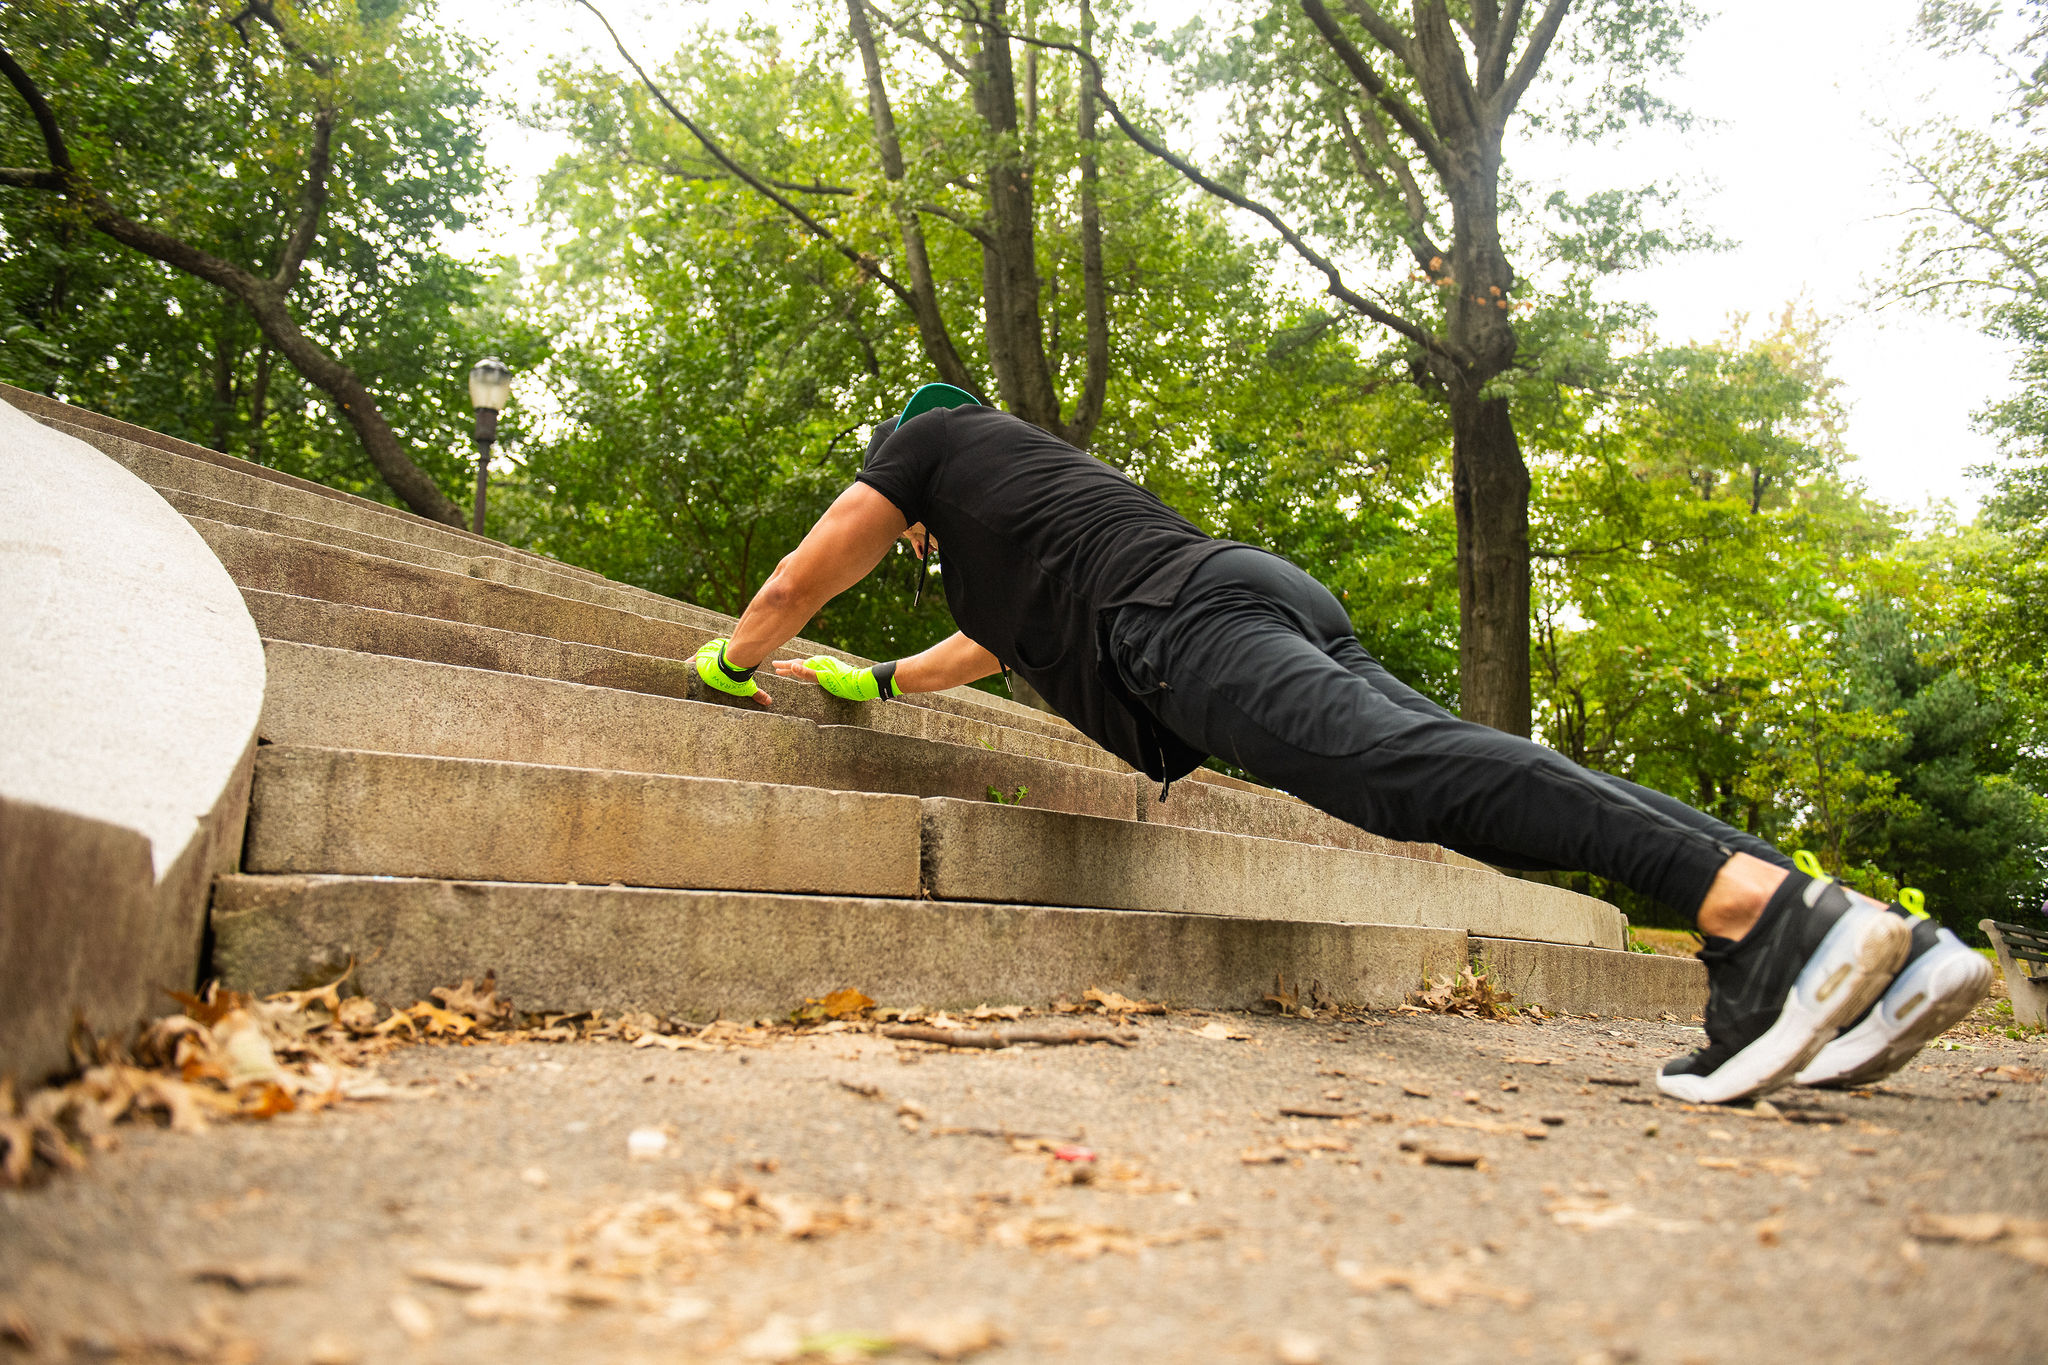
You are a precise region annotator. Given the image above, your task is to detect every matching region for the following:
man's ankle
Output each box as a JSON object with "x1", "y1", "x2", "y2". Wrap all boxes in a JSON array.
[{"x1": 1695, "y1": 853, "x2": 1792, "y2": 942}]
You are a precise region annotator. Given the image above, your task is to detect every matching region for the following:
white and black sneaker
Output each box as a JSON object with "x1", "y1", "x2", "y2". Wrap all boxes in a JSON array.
[
  {"x1": 1794, "y1": 909, "x2": 1994, "y2": 1088},
  {"x1": 1657, "y1": 871, "x2": 1912, "y2": 1104}
]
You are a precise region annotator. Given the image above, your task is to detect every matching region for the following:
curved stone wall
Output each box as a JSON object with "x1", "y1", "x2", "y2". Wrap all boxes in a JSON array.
[{"x1": 0, "y1": 397, "x2": 265, "y2": 1082}]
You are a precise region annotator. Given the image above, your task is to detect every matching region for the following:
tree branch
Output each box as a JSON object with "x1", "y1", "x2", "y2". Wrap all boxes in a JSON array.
[
  {"x1": 1340, "y1": 0, "x2": 1416, "y2": 66},
  {"x1": 1298, "y1": 0, "x2": 1449, "y2": 180},
  {"x1": 274, "y1": 106, "x2": 335, "y2": 291},
  {"x1": 1329, "y1": 95, "x2": 1443, "y2": 265},
  {"x1": 223, "y1": 0, "x2": 333, "y2": 77},
  {"x1": 0, "y1": 45, "x2": 76, "y2": 181},
  {"x1": 0, "y1": 42, "x2": 465, "y2": 525},
  {"x1": 865, "y1": 0, "x2": 976, "y2": 81},
  {"x1": 998, "y1": 26, "x2": 1453, "y2": 363},
  {"x1": 0, "y1": 167, "x2": 62, "y2": 189},
  {"x1": 574, "y1": 0, "x2": 924, "y2": 311},
  {"x1": 1478, "y1": 0, "x2": 1526, "y2": 95},
  {"x1": 1494, "y1": 0, "x2": 1570, "y2": 120}
]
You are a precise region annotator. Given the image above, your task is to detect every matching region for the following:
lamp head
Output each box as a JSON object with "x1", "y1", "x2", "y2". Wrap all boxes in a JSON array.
[{"x1": 468, "y1": 357, "x2": 513, "y2": 413}]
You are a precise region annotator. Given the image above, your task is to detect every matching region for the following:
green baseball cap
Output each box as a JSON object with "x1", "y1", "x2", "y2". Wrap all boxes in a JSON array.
[{"x1": 898, "y1": 382, "x2": 984, "y2": 428}]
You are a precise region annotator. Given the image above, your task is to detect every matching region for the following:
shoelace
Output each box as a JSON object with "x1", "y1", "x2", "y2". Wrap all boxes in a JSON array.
[{"x1": 1791, "y1": 848, "x2": 1928, "y2": 919}]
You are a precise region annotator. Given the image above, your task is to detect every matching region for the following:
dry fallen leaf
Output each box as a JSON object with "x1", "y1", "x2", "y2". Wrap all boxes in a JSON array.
[
  {"x1": 1546, "y1": 1200, "x2": 1696, "y2": 1233},
  {"x1": 431, "y1": 973, "x2": 512, "y2": 1026},
  {"x1": 389, "y1": 1294, "x2": 436, "y2": 1341},
  {"x1": 1339, "y1": 1262, "x2": 1532, "y2": 1310},
  {"x1": 891, "y1": 1309, "x2": 1003, "y2": 1360},
  {"x1": 1908, "y1": 1212, "x2": 2048, "y2": 1243},
  {"x1": 1083, "y1": 988, "x2": 1164, "y2": 1015},
  {"x1": 1187, "y1": 1021, "x2": 1252, "y2": 1042},
  {"x1": 1977, "y1": 1064, "x2": 2045, "y2": 1084},
  {"x1": 1274, "y1": 1328, "x2": 1324, "y2": 1365}
]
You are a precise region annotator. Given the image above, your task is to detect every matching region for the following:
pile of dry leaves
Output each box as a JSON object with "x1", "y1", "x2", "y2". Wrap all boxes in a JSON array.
[
  {"x1": 0, "y1": 975, "x2": 1176, "y2": 1186},
  {"x1": 0, "y1": 969, "x2": 518, "y2": 1186},
  {"x1": 1405, "y1": 966, "x2": 1522, "y2": 1021}
]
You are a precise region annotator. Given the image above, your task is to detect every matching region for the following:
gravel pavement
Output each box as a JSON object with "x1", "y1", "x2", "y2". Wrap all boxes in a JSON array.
[{"x1": 3, "y1": 1003, "x2": 2044, "y2": 1363}]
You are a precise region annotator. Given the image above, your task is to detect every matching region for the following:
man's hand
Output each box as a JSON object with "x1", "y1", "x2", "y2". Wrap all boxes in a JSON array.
[
  {"x1": 774, "y1": 655, "x2": 899, "y2": 701},
  {"x1": 695, "y1": 637, "x2": 771, "y2": 707}
]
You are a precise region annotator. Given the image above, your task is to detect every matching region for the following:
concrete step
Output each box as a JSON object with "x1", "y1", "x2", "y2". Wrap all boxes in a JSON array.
[
  {"x1": 1471, "y1": 938, "x2": 1706, "y2": 1018},
  {"x1": 194, "y1": 513, "x2": 1085, "y2": 748},
  {"x1": 259, "y1": 642, "x2": 1138, "y2": 821},
  {"x1": 242, "y1": 590, "x2": 1129, "y2": 774},
  {"x1": 50, "y1": 402, "x2": 1078, "y2": 744},
  {"x1": 245, "y1": 746, "x2": 920, "y2": 897},
  {"x1": 209, "y1": 873, "x2": 1471, "y2": 1017},
  {"x1": 1146, "y1": 771, "x2": 1491, "y2": 871},
  {"x1": 241, "y1": 747, "x2": 1615, "y2": 946},
  {"x1": 12, "y1": 394, "x2": 616, "y2": 591},
  {"x1": 921, "y1": 798, "x2": 1623, "y2": 949},
  {"x1": 157, "y1": 484, "x2": 663, "y2": 623},
  {"x1": 16, "y1": 384, "x2": 1123, "y2": 746}
]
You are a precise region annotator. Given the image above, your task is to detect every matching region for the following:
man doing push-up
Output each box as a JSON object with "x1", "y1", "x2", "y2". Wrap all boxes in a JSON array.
[{"x1": 694, "y1": 383, "x2": 1994, "y2": 1103}]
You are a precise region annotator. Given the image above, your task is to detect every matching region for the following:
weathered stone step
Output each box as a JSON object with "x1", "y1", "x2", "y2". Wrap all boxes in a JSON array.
[
  {"x1": 194, "y1": 514, "x2": 1083, "y2": 748},
  {"x1": 242, "y1": 591, "x2": 1128, "y2": 774},
  {"x1": 1471, "y1": 938, "x2": 1705, "y2": 1018},
  {"x1": 240, "y1": 746, "x2": 1613, "y2": 946},
  {"x1": 246, "y1": 746, "x2": 920, "y2": 897},
  {"x1": 44, "y1": 398, "x2": 1076, "y2": 744},
  {"x1": 259, "y1": 642, "x2": 1138, "y2": 821},
  {"x1": 157, "y1": 484, "x2": 650, "y2": 620},
  {"x1": 921, "y1": 798, "x2": 1622, "y2": 948},
  {"x1": 14, "y1": 384, "x2": 1110, "y2": 745},
  {"x1": 12, "y1": 395, "x2": 615, "y2": 591},
  {"x1": 209, "y1": 873, "x2": 1469, "y2": 1017}
]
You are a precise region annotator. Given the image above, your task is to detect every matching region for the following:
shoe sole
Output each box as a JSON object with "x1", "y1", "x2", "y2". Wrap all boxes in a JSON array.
[
  {"x1": 1656, "y1": 906, "x2": 1912, "y2": 1104},
  {"x1": 1794, "y1": 938, "x2": 1995, "y2": 1088}
]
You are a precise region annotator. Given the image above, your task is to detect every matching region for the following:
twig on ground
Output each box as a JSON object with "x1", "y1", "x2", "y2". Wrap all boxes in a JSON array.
[{"x1": 880, "y1": 1025, "x2": 1138, "y2": 1050}]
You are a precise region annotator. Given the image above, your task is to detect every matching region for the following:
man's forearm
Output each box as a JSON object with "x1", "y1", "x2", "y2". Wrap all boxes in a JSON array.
[
  {"x1": 724, "y1": 572, "x2": 816, "y2": 669},
  {"x1": 720, "y1": 483, "x2": 908, "y2": 671},
  {"x1": 893, "y1": 632, "x2": 1002, "y2": 694}
]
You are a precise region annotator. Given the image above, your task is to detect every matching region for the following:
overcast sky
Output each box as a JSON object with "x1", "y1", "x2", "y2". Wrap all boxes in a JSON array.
[{"x1": 446, "y1": 0, "x2": 2019, "y2": 518}]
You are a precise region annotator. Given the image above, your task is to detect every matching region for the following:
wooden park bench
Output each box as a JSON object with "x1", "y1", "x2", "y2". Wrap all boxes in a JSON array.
[{"x1": 1981, "y1": 918, "x2": 2048, "y2": 1028}]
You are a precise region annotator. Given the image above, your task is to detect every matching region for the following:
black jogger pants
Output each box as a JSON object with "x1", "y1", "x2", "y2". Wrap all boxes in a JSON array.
[{"x1": 1109, "y1": 548, "x2": 1792, "y2": 917}]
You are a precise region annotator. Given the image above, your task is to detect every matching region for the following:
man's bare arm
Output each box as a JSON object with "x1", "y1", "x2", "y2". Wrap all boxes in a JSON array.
[{"x1": 722, "y1": 483, "x2": 907, "y2": 681}]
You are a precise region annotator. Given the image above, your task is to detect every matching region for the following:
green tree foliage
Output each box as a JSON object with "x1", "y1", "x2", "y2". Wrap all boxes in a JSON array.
[
  {"x1": 0, "y1": 0, "x2": 499, "y2": 517},
  {"x1": 1519, "y1": 308, "x2": 2047, "y2": 930},
  {"x1": 505, "y1": 18, "x2": 1445, "y2": 670}
]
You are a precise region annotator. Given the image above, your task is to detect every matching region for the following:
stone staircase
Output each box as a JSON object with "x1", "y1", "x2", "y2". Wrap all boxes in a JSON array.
[{"x1": 8, "y1": 385, "x2": 1706, "y2": 1023}]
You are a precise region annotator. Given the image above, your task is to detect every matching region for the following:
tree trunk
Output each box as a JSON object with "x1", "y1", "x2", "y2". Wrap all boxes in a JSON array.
[
  {"x1": 229, "y1": 275, "x2": 465, "y2": 526},
  {"x1": 967, "y1": 0, "x2": 1061, "y2": 431},
  {"x1": 1448, "y1": 389, "x2": 1532, "y2": 735},
  {"x1": 846, "y1": 0, "x2": 979, "y2": 394},
  {"x1": 248, "y1": 342, "x2": 272, "y2": 463},
  {"x1": 210, "y1": 322, "x2": 235, "y2": 453},
  {"x1": 1063, "y1": 0, "x2": 1108, "y2": 449}
]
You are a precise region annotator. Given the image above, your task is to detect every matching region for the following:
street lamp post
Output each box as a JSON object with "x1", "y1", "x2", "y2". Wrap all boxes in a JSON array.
[{"x1": 466, "y1": 357, "x2": 513, "y2": 536}]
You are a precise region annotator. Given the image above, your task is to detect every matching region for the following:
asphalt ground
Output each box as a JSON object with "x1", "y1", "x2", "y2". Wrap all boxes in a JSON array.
[{"x1": 3, "y1": 1003, "x2": 2044, "y2": 1364}]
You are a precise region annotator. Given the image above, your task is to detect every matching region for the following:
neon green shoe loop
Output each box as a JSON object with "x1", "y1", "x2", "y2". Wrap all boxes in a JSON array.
[
  {"x1": 1899, "y1": 887, "x2": 1929, "y2": 919},
  {"x1": 804, "y1": 655, "x2": 898, "y2": 701},
  {"x1": 1792, "y1": 849, "x2": 1828, "y2": 881},
  {"x1": 694, "y1": 636, "x2": 759, "y2": 698}
]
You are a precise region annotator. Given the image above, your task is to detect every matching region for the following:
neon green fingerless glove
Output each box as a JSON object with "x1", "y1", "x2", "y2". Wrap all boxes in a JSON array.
[
  {"x1": 695, "y1": 637, "x2": 760, "y2": 698},
  {"x1": 805, "y1": 655, "x2": 901, "y2": 701}
]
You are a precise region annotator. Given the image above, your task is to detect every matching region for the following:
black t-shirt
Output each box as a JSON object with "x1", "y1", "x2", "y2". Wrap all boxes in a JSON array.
[{"x1": 857, "y1": 406, "x2": 1238, "y2": 780}]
